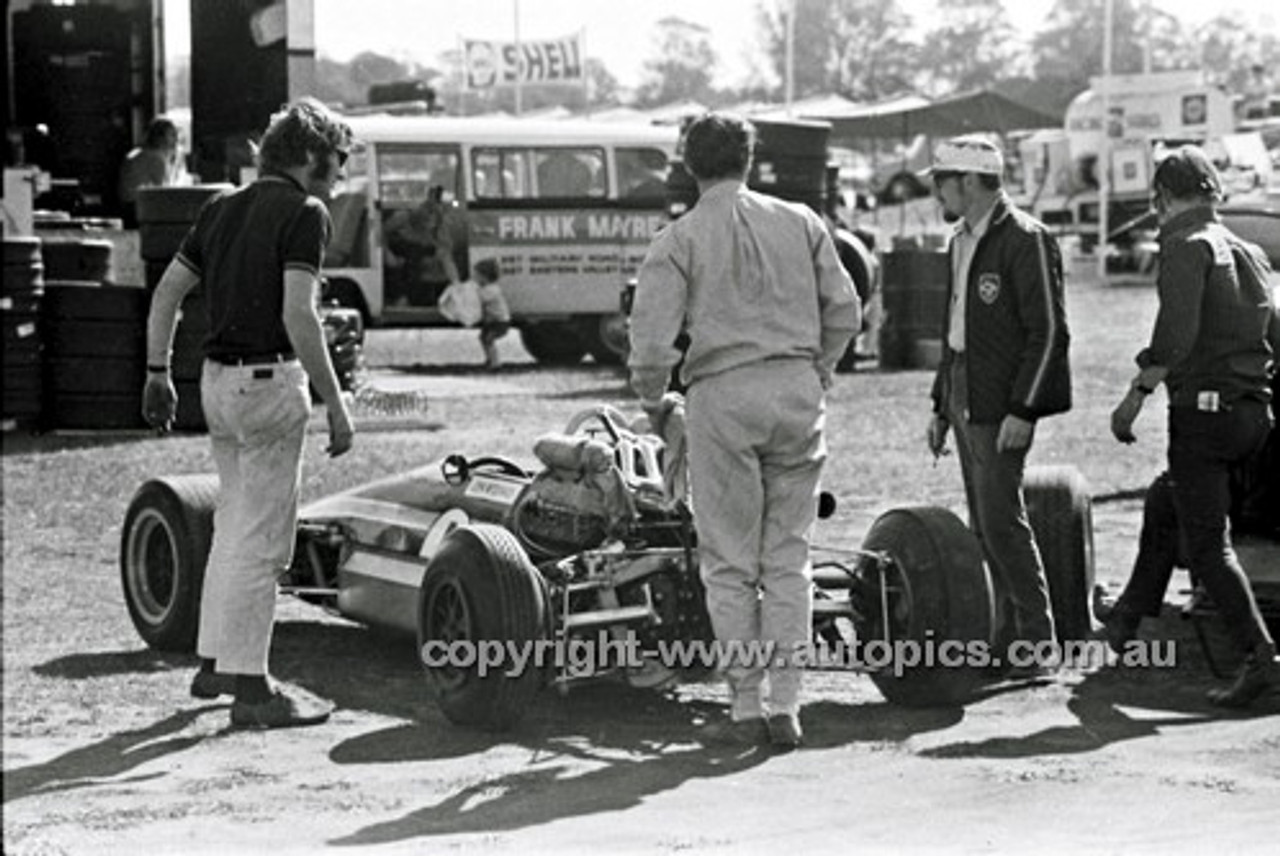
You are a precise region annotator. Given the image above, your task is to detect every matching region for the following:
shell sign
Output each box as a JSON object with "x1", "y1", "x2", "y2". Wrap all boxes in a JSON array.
[{"x1": 463, "y1": 34, "x2": 584, "y2": 89}]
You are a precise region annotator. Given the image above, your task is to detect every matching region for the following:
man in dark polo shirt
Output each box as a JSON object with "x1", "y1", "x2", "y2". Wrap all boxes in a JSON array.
[
  {"x1": 143, "y1": 98, "x2": 355, "y2": 729},
  {"x1": 1108, "y1": 145, "x2": 1280, "y2": 707}
]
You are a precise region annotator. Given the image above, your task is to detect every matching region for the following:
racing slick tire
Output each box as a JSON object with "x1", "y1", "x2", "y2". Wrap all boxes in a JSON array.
[
  {"x1": 1024, "y1": 465, "x2": 1096, "y2": 643},
  {"x1": 418, "y1": 524, "x2": 549, "y2": 731},
  {"x1": 519, "y1": 322, "x2": 587, "y2": 366},
  {"x1": 120, "y1": 475, "x2": 219, "y2": 651},
  {"x1": 857, "y1": 506, "x2": 995, "y2": 707}
]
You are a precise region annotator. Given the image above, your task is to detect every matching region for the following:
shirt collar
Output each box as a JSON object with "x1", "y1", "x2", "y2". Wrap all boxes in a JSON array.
[
  {"x1": 260, "y1": 170, "x2": 306, "y2": 193},
  {"x1": 697, "y1": 179, "x2": 747, "y2": 203},
  {"x1": 1159, "y1": 205, "x2": 1218, "y2": 239},
  {"x1": 960, "y1": 193, "x2": 1001, "y2": 238}
]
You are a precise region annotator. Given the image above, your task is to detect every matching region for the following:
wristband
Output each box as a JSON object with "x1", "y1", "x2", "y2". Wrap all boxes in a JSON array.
[
  {"x1": 1133, "y1": 382, "x2": 1154, "y2": 395},
  {"x1": 147, "y1": 364, "x2": 171, "y2": 374}
]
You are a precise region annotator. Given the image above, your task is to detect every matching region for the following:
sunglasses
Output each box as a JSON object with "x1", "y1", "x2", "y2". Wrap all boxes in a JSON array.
[
  {"x1": 932, "y1": 171, "x2": 961, "y2": 188},
  {"x1": 335, "y1": 149, "x2": 349, "y2": 168}
]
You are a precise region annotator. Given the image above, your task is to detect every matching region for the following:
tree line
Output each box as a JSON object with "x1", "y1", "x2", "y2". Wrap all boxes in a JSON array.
[{"x1": 171, "y1": 0, "x2": 1277, "y2": 119}]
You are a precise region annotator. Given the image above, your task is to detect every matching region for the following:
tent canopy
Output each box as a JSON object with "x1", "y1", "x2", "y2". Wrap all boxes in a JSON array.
[{"x1": 801, "y1": 89, "x2": 1060, "y2": 141}]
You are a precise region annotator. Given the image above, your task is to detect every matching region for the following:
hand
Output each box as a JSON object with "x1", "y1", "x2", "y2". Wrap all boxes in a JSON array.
[
  {"x1": 326, "y1": 398, "x2": 355, "y2": 458},
  {"x1": 142, "y1": 374, "x2": 178, "y2": 433},
  {"x1": 640, "y1": 397, "x2": 670, "y2": 438},
  {"x1": 1110, "y1": 389, "x2": 1145, "y2": 444},
  {"x1": 996, "y1": 414, "x2": 1035, "y2": 453},
  {"x1": 926, "y1": 414, "x2": 950, "y2": 460}
]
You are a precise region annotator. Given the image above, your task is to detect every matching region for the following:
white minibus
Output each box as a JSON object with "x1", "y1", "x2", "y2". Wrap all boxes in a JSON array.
[{"x1": 323, "y1": 115, "x2": 678, "y2": 365}]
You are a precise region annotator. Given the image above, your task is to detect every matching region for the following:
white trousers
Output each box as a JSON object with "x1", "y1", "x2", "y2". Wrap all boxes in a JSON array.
[
  {"x1": 197, "y1": 360, "x2": 310, "y2": 676},
  {"x1": 686, "y1": 359, "x2": 826, "y2": 719}
]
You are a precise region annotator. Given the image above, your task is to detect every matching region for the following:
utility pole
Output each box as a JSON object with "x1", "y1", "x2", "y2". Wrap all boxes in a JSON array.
[
  {"x1": 784, "y1": 0, "x2": 796, "y2": 115},
  {"x1": 1097, "y1": 0, "x2": 1114, "y2": 283}
]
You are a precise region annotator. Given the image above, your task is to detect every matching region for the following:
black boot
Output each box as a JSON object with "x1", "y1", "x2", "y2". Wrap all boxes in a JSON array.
[
  {"x1": 1099, "y1": 606, "x2": 1141, "y2": 655},
  {"x1": 1208, "y1": 643, "x2": 1280, "y2": 708}
]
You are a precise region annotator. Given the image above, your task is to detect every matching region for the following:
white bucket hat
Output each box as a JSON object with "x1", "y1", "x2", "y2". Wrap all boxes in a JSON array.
[{"x1": 923, "y1": 135, "x2": 1005, "y2": 176}]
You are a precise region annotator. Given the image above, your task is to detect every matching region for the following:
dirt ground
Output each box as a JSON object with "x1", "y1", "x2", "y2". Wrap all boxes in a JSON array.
[{"x1": 4, "y1": 331, "x2": 1279, "y2": 855}]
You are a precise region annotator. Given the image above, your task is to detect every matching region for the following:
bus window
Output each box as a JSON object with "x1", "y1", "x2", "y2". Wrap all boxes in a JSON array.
[
  {"x1": 378, "y1": 148, "x2": 461, "y2": 206},
  {"x1": 616, "y1": 147, "x2": 669, "y2": 200},
  {"x1": 473, "y1": 148, "x2": 530, "y2": 199},
  {"x1": 533, "y1": 147, "x2": 605, "y2": 198}
]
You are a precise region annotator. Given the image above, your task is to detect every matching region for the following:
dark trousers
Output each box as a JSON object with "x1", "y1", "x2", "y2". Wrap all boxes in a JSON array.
[
  {"x1": 948, "y1": 358, "x2": 1056, "y2": 644},
  {"x1": 1116, "y1": 399, "x2": 1274, "y2": 653}
]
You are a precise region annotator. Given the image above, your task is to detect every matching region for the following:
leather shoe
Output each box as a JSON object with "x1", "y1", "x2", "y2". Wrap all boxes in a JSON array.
[
  {"x1": 231, "y1": 687, "x2": 333, "y2": 730},
  {"x1": 1208, "y1": 646, "x2": 1280, "y2": 709},
  {"x1": 1004, "y1": 662, "x2": 1058, "y2": 682},
  {"x1": 766, "y1": 713, "x2": 803, "y2": 749},
  {"x1": 190, "y1": 669, "x2": 236, "y2": 700},
  {"x1": 696, "y1": 716, "x2": 769, "y2": 747}
]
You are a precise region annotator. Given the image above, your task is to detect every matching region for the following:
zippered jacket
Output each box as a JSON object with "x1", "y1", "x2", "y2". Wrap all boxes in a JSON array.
[{"x1": 930, "y1": 196, "x2": 1072, "y2": 423}]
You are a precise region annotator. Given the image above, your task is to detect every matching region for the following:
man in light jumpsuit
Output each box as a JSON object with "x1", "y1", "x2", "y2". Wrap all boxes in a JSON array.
[{"x1": 628, "y1": 113, "x2": 860, "y2": 749}]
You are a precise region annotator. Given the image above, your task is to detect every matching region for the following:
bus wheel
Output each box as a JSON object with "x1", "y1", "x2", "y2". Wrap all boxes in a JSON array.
[
  {"x1": 579, "y1": 313, "x2": 629, "y2": 366},
  {"x1": 519, "y1": 322, "x2": 586, "y2": 365}
]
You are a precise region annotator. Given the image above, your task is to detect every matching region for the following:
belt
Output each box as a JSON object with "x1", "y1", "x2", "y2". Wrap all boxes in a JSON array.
[{"x1": 208, "y1": 351, "x2": 296, "y2": 366}]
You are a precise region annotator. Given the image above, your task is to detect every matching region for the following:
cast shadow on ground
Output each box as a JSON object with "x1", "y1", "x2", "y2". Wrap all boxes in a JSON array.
[
  {"x1": 325, "y1": 686, "x2": 966, "y2": 848},
  {"x1": 0, "y1": 429, "x2": 164, "y2": 458},
  {"x1": 2, "y1": 706, "x2": 218, "y2": 803},
  {"x1": 272, "y1": 617, "x2": 970, "y2": 847},
  {"x1": 32, "y1": 647, "x2": 187, "y2": 680},
  {"x1": 917, "y1": 647, "x2": 1277, "y2": 761}
]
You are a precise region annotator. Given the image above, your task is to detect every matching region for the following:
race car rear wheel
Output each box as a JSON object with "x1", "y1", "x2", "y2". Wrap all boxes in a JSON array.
[
  {"x1": 1024, "y1": 465, "x2": 1096, "y2": 642},
  {"x1": 120, "y1": 475, "x2": 219, "y2": 651},
  {"x1": 857, "y1": 506, "x2": 995, "y2": 707},
  {"x1": 418, "y1": 524, "x2": 548, "y2": 730}
]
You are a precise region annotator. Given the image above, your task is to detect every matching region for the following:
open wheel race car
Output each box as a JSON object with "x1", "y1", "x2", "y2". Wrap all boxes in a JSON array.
[{"x1": 120, "y1": 405, "x2": 1095, "y2": 731}]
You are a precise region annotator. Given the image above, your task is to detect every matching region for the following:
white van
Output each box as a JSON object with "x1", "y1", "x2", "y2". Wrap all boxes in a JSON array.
[{"x1": 322, "y1": 115, "x2": 679, "y2": 365}]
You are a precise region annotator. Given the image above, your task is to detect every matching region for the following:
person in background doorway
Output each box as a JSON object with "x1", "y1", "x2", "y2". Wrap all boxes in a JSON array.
[
  {"x1": 118, "y1": 116, "x2": 180, "y2": 227},
  {"x1": 383, "y1": 185, "x2": 461, "y2": 305}
]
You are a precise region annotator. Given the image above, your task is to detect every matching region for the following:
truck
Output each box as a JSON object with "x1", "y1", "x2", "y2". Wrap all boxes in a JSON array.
[{"x1": 1011, "y1": 70, "x2": 1270, "y2": 256}]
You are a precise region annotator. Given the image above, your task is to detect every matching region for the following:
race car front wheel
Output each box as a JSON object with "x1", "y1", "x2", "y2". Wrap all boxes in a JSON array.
[
  {"x1": 856, "y1": 506, "x2": 995, "y2": 707},
  {"x1": 120, "y1": 475, "x2": 218, "y2": 651},
  {"x1": 418, "y1": 524, "x2": 548, "y2": 731}
]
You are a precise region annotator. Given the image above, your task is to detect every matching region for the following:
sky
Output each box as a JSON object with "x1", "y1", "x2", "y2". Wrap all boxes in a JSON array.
[{"x1": 162, "y1": 0, "x2": 1277, "y2": 91}]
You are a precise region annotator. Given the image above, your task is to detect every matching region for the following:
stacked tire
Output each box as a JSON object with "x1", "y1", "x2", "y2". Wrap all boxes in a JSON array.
[
  {"x1": 40, "y1": 282, "x2": 150, "y2": 430},
  {"x1": 138, "y1": 185, "x2": 230, "y2": 433},
  {"x1": 39, "y1": 237, "x2": 113, "y2": 283},
  {"x1": 749, "y1": 118, "x2": 832, "y2": 213},
  {"x1": 3, "y1": 238, "x2": 46, "y2": 430},
  {"x1": 137, "y1": 185, "x2": 230, "y2": 290}
]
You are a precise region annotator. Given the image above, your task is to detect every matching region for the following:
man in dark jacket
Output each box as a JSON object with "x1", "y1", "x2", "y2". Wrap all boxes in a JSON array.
[
  {"x1": 924, "y1": 136, "x2": 1072, "y2": 678},
  {"x1": 1107, "y1": 145, "x2": 1280, "y2": 708}
]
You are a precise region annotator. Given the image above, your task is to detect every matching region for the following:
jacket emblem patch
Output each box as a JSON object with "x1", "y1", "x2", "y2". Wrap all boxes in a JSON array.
[{"x1": 978, "y1": 273, "x2": 1001, "y2": 305}]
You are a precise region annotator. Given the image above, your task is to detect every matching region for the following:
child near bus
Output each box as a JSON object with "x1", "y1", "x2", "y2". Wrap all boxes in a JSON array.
[
  {"x1": 474, "y1": 259, "x2": 510, "y2": 370},
  {"x1": 438, "y1": 258, "x2": 509, "y2": 368}
]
